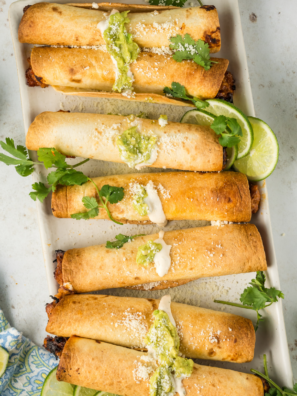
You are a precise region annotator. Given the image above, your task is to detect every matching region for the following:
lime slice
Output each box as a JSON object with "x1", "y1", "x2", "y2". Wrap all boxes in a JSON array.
[
  {"x1": 41, "y1": 367, "x2": 74, "y2": 396},
  {"x1": 73, "y1": 386, "x2": 100, "y2": 396},
  {"x1": 225, "y1": 145, "x2": 238, "y2": 170},
  {"x1": 205, "y1": 99, "x2": 253, "y2": 159},
  {"x1": 233, "y1": 117, "x2": 279, "y2": 181},
  {"x1": 0, "y1": 346, "x2": 9, "y2": 378},
  {"x1": 180, "y1": 109, "x2": 215, "y2": 126}
]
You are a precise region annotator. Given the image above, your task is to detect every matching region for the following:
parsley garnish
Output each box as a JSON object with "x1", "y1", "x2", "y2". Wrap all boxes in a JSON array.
[
  {"x1": 210, "y1": 115, "x2": 242, "y2": 147},
  {"x1": 106, "y1": 233, "x2": 145, "y2": 249},
  {"x1": 163, "y1": 82, "x2": 209, "y2": 110},
  {"x1": 170, "y1": 34, "x2": 216, "y2": 70},
  {"x1": 251, "y1": 355, "x2": 297, "y2": 396},
  {"x1": 0, "y1": 140, "x2": 125, "y2": 225},
  {"x1": 214, "y1": 271, "x2": 284, "y2": 330}
]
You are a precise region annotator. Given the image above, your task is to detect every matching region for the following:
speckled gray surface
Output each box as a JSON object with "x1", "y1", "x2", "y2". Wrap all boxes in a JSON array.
[{"x1": 0, "y1": 0, "x2": 297, "y2": 378}]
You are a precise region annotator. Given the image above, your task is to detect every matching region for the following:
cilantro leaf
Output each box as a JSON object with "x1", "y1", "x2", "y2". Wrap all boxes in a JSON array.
[
  {"x1": 37, "y1": 148, "x2": 68, "y2": 169},
  {"x1": 170, "y1": 34, "x2": 216, "y2": 70},
  {"x1": 210, "y1": 115, "x2": 242, "y2": 148},
  {"x1": 240, "y1": 286, "x2": 268, "y2": 311},
  {"x1": 163, "y1": 82, "x2": 209, "y2": 109},
  {"x1": 106, "y1": 233, "x2": 145, "y2": 249},
  {"x1": 148, "y1": 0, "x2": 187, "y2": 7},
  {"x1": 99, "y1": 185, "x2": 124, "y2": 204},
  {"x1": 0, "y1": 139, "x2": 28, "y2": 160},
  {"x1": 71, "y1": 197, "x2": 99, "y2": 220},
  {"x1": 47, "y1": 169, "x2": 88, "y2": 191},
  {"x1": 29, "y1": 182, "x2": 52, "y2": 202},
  {"x1": 219, "y1": 134, "x2": 241, "y2": 148},
  {"x1": 0, "y1": 139, "x2": 35, "y2": 176},
  {"x1": 16, "y1": 164, "x2": 34, "y2": 177},
  {"x1": 0, "y1": 153, "x2": 33, "y2": 166},
  {"x1": 214, "y1": 271, "x2": 284, "y2": 330}
]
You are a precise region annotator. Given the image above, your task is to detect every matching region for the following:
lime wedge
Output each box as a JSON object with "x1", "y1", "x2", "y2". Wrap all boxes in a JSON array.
[
  {"x1": 180, "y1": 109, "x2": 215, "y2": 126},
  {"x1": 205, "y1": 99, "x2": 253, "y2": 159},
  {"x1": 225, "y1": 145, "x2": 238, "y2": 170},
  {"x1": 233, "y1": 117, "x2": 279, "y2": 181},
  {"x1": 73, "y1": 386, "x2": 100, "y2": 396},
  {"x1": 41, "y1": 367, "x2": 74, "y2": 396},
  {"x1": 0, "y1": 346, "x2": 9, "y2": 378}
]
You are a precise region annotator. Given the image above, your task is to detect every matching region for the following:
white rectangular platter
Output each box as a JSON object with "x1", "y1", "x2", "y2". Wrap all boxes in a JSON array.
[{"x1": 9, "y1": 0, "x2": 293, "y2": 388}]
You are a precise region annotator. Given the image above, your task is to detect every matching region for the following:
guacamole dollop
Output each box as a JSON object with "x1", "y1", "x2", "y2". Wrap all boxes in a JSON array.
[
  {"x1": 132, "y1": 184, "x2": 149, "y2": 216},
  {"x1": 117, "y1": 127, "x2": 158, "y2": 169},
  {"x1": 145, "y1": 310, "x2": 194, "y2": 396},
  {"x1": 103, "y1": 11, "x2": 140, "y2": 92},
  {"x1": 136, "y1": 241, "x2": 162, "y2": 266}
]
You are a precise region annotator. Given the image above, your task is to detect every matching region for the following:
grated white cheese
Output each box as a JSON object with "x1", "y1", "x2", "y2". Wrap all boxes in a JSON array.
[
  {"x1": 211, "y1": 220, "x2": 233, "y2": 227},
  {"x1": 92, "y1": 2, "x2": 99, "y2": 8},
  {"x1": 157, "y1": 184, "x2": 171, "y2": 200},
  {"x1": 133, "y1": 357, "x2": 154, "y2": 384}
]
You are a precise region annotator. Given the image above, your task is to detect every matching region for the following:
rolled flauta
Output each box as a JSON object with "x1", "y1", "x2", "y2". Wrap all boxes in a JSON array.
[
  {"x1": 46, "y1": 294, "x2": 256, "y2": 363},
  {"x1": 28, "y1": 47, "x2": 229, "y2": 100},
  {"x1": 56, "y1": 337, "x2": 264, "y2": 395},
  {"x1": 51, "y1": 171, "x2": 253, "y2": 222},
  {"x1": 54, "y1": 224, "x2": 267, "y2": 292},
  {"x1": 26, "y1": 112, "x2": 224, "y2": 172},
  {"x1": 18, "y1": 3, "x2": 221, "y2": 52}
]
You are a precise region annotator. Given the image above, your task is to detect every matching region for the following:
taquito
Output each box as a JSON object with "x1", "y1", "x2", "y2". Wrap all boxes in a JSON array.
[
  {"x1": 28, "y1": 47, "x2": 229, "y2": 101},
  {"x1": 19, "y1": 3, "x2": 221, "y2": 52},
  {"x1": 26, "y1": 112, "x2": 224, "y2": 172},
  {"x1": 51, "y1": 171, "x2": 257, "y2": 222},
  {"x1": 56, "y1": 337, "x2": 263, "y2": 395},
  {"x1": 54, "y1": 224, "x2": 267, "y2": 292},
  {"x1": 46, "y1": 294, "x2": 256, "y2": 363}
]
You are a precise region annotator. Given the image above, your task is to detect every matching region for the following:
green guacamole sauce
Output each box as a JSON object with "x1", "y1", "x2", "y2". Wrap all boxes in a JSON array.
[
  {"x1": 145, "y1": 310, "x2": 194, "y2": 396},
  {"x1": 117, "y1": 127, "x2": 158, "y2": 169},
  {"x1": 132, "y1": 184, "x2": 149, "y2": 216},
  {"x1": 136, "y1": 241, "x2": 162, "y2": 266},
  {"x1": 103, "y1": 11, "x2": 140, "y2": 92}
]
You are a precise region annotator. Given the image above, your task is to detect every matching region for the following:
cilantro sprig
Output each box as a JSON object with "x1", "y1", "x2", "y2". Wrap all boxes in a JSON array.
[
  {"x1": 164, "y1": 82, "x2": 209, "y2": 110},
  {"x1": 214, "y1": 272, "x2": 284, "y2": 330},
  {"x1": 210, "y1": 115, "x2": 242, "y2": 147},
  {"x1": 251, "y1": 355, "x2": 297, "y2": 396},
  {"x1": 71, "y1": 184, "x2": 124, "y2": 225},
  {"x1": 170, "y1": 34, "x2": 216, "y2": 70},
  {"x1": 106, "y1": 233, "x2": 145, "y2": 249},
  {"x1": 163, "y1": 84, "x2": 241, "y2": 148},
  {"x1": 0, "y1": 139, "x2": 125, "y2": 225}
]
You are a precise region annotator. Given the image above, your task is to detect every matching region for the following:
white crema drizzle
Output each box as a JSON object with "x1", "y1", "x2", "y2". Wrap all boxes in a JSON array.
[
  {"x1": 144, "y1": 181, "x2": 167, "y2": 227},
  {"x1": 154, "y1": 231, "x2": 172, "y2": 277}
]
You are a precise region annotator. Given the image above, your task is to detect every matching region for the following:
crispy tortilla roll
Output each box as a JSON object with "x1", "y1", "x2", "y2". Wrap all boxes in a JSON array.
[
  {"x1": 26, "y1": 112, "x2": 224, "y2": 172},
  {"x1": 56, "y1": 337, "x2": 263, "y2": 395},
  {"x1": 46, "y1": 294, "x2": 256, "y2": 363},
  {"x1": 51, "y1": 172, "x2": 253, "y2": 222},
  {"x1": 29, "y1": 47, "x2": 229, "y2": 100},
  {"x1": 19, "y1": 3, "x2": 221, "y2": 52},
  {"x1": 54, "y1": 225, "x2": 267, "y2": 292}
]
